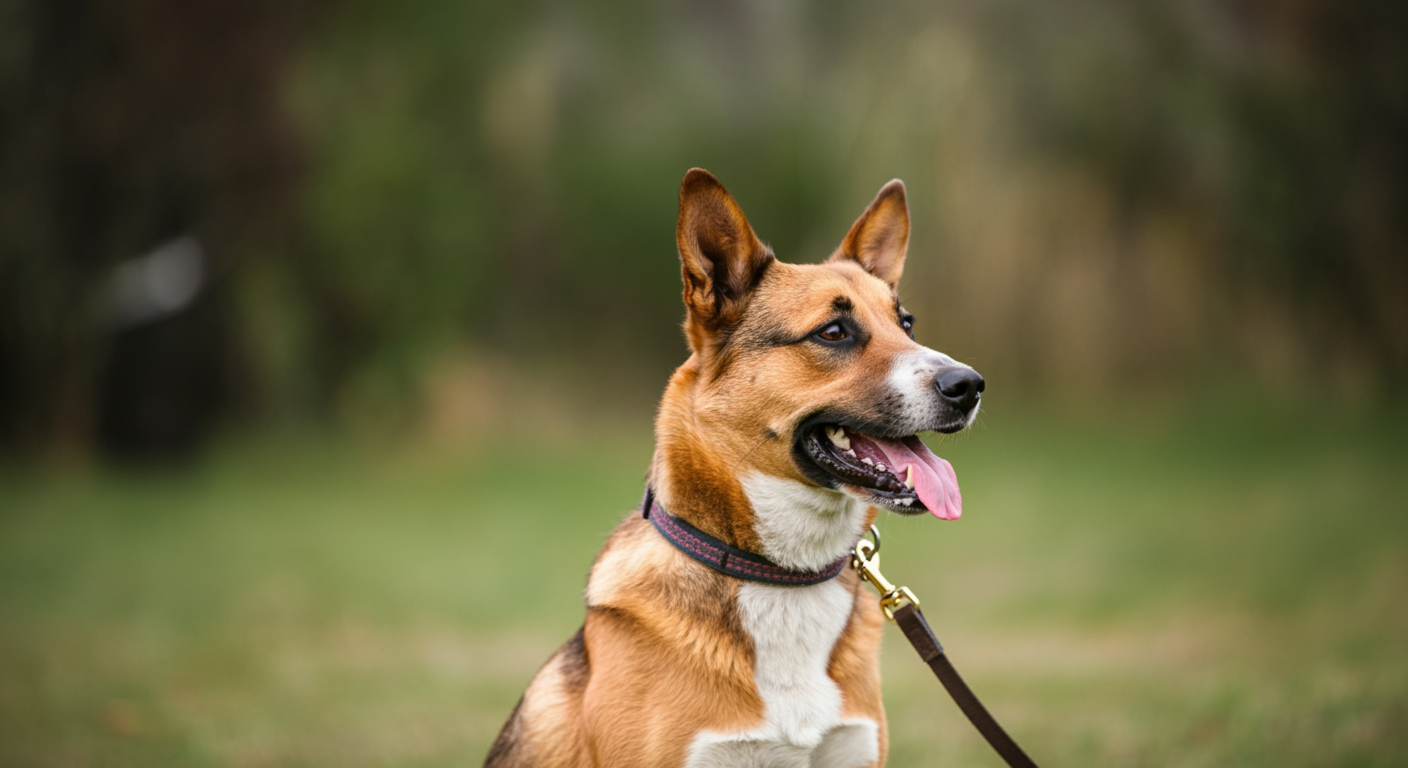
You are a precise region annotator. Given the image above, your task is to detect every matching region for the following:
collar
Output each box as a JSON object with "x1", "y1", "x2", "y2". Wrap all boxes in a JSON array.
[{"x1": 641, "y1": 487, "x2": 850, "y2": 586}]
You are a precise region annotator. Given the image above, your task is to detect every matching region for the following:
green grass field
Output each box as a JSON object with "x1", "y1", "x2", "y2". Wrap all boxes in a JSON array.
[{"x1": 2, "y1": 404, "x2": 1405, "y2": 766}]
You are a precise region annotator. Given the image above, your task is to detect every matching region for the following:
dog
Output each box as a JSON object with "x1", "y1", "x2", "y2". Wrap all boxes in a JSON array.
[{"x1": 485, "y1": 168, "x2": 984, "y2": 768}]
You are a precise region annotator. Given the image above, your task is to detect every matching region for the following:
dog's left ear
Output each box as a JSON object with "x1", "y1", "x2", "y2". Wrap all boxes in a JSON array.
[{"x1": 828, "y1": 179, "x2": 909, "y2": 290}]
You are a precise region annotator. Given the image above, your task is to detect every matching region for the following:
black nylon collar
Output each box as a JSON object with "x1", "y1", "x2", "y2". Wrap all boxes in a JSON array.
[{"x1": 641, "y1": 487, "x2": 849, "y2": 586}]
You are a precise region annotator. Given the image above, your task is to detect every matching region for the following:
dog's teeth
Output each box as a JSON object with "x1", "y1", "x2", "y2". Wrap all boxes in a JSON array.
[
  {"x1": 898, "y1": 497, "x2": 913, "y2": 506},
  {"x1": 861, "y1": 457, "x2": 874, "y2": 466},
  {"x1": 904, "y1": 465, "x2": 915, "y2": 490},
  {"x1": 844, "y1": 449, "x2": 856, "y2": 458},
  {"x1": 825, "y1": 426, "x2": 851, "y2": 451},
  {"x1": 875, "y1": 463, "x2": 887, "y2": 473}
]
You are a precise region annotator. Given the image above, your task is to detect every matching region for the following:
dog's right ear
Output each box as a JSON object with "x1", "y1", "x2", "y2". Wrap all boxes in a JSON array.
[{"x1": 676, "y1": 168, "x2": 775, "y2": 349}]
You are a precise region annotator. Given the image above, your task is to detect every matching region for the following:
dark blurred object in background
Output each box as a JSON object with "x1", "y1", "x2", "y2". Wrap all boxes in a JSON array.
[
  {"x1": 97, "y1": 236, "x2": 224, "y2": 458},
  {"x1": 0, "y1": 0, "x2": 305, "y2": 458},
  {"x1": 1, "y1": 0, "x2": 1404, "y2": 460}
]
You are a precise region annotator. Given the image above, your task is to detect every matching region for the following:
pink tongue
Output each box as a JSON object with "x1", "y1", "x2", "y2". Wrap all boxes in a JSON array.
[{"x1": 855, "y1": 434, "x2": 962, "y2": 520}]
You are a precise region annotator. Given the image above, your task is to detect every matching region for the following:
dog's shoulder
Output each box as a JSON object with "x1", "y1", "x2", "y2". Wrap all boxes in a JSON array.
[{"x1": 586, "y1": 513, "x2": 753, "y2": 669}]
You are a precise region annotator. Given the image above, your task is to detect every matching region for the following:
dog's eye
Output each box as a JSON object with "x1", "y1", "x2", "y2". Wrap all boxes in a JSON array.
[
  {"x1": 901, "y1": 317, "x2": 914, "y2": 337},
  {"x1": 817, "y1": 323, "x2": 847, "y2": 342}
]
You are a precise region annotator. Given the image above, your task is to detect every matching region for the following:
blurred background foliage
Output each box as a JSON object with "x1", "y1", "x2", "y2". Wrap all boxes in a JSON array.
[
  {"x1": 1, "y1": 0, "x2": 1405, "y2": 456},
  {"x1": 2, "y1": 1, "x2": 1408, "y2": 765}
]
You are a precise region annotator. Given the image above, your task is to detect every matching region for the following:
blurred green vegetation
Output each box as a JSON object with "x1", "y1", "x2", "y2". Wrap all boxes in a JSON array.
[
  {"x1": 268, "y1": 0, "x2": 1408, "y2": 413},
  {"x1": 1, "y1": 406, "x2": 1404, "y2": 765},
  {"x1": 1, "y1": 0, "x2": 1405, "y2": 452}
]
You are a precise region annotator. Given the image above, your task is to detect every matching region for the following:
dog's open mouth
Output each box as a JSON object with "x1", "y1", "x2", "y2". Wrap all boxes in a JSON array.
[{"x1": 801, "y1": 425, "x2": 962, "y2": 520}]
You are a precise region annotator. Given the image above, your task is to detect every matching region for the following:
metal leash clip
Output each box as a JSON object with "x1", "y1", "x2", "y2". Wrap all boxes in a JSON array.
[{"x1": 851, "y1": 525, "x2": 920, "y2": 621}]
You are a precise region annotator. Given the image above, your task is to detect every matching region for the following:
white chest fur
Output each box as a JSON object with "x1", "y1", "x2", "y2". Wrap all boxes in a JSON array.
[
  {"x1": 683, "y1": 573, "x2": 878, "y2": 768},
  {"x1": 741, "y1": 473, "x2": 870, "y2": 573},
  {"x1": 683, "y1": 474, "x2": 879, "y2": 767}
]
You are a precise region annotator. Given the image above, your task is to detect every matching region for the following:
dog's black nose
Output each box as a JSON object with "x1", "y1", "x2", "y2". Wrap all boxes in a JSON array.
[{"x1": 935, "y1": 367, "x2": 985, "y2": 413}]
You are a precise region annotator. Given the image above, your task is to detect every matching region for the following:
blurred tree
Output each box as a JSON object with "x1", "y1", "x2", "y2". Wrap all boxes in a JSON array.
[
  {"x1": 978, "y1": 0, "x2": 1408, "y2": 390},
  {"x1": 2, "y1": 0, "x2": 1403, "y2": 456},
  {"x1": 0, "y1": 0, "x2": 308, "y2": 455}
]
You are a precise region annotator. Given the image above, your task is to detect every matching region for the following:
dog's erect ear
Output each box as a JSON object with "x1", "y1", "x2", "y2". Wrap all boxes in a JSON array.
[
  {"x1": 676, "y1": 168, "x2": 775, "y2": 342},
  {"x1": 828, "y1": 180, "x2": 909, "y2": 289}
]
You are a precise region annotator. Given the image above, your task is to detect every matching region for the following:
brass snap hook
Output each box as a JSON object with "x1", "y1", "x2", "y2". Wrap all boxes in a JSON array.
[{"x1": 851, "y1": 524, "x2": 919, "y2": 621}]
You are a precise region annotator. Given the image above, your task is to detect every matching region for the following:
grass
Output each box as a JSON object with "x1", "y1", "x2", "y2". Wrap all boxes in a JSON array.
[{"x1": 1, "y1": 403, "x2": 1405, "y2": 766}]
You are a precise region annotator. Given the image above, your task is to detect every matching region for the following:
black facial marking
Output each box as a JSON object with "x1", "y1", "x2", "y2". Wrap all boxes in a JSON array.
[
  {"x1": 805, "y1": 315, "x2": 869, "y2": 350},
  {"x1": 876, "y1": 399, "x2": 902, "y2": 422},
  {"x1": 754, "y1": 328, "x2": 800, "y2": 348},
  {"x1": 708, "y1": 287, "x2": 876, "y2": 363}
]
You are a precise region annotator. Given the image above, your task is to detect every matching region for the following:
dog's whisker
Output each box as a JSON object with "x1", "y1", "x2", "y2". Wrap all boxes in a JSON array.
[{"x1": 734, "y1": 433, "x2": 772, "y2": 470}]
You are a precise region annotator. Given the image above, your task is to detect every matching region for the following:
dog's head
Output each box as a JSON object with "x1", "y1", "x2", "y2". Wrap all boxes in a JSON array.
[{"x1": 661, "y1": 168, "x2": 982, "y2": 528}]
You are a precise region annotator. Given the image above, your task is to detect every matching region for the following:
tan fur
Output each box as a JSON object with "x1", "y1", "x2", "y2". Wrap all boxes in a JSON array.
[{"x1": 487, "y1": 169, "x2": 952, "y2": 768}]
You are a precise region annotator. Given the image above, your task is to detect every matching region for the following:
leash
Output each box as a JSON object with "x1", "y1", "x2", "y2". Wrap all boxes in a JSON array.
[
  {"x1": 852, "y1": 525, "x2": 1040, "y2": 768},
  {"x1": 642, "y1": 488, "x2": 1039, "y2": 766}
]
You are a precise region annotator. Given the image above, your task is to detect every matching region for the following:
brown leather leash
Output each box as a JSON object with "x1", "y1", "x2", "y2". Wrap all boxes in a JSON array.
[{"x1": 852, "y1": 526, "x2": 1040, "y2": 768}]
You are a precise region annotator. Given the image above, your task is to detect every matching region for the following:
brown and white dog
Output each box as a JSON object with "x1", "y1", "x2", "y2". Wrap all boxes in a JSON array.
[{"x1": 485, "y1": 169, "x2": 983, "y2": 768}]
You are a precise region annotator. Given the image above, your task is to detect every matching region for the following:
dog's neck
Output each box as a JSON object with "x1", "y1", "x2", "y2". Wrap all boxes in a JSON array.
[
  {"x1": 648, "y1": 435, "x2": 764, "y2": 556},
  {"x1": 648, "y1": 356, "x2": 755, "y2": 548},
  {"x1": 651, "y1": 359, "x2": 875, "y2": 572}
]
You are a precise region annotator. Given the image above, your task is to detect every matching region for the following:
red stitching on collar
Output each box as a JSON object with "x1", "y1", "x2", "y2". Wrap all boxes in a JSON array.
[{"x1": 646, "y1": 497, "x2": 848, "y2": 586}]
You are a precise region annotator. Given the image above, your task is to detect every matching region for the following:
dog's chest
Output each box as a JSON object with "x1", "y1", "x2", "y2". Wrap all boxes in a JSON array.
[{"x1": 684, "y1": 579, "x2": 879, "y2": 768}]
